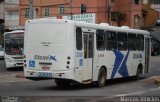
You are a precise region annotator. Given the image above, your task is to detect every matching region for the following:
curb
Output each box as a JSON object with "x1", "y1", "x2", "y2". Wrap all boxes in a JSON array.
[
  {"x1": 141, "y1": 76, "x2": 159, "y2": 83},
  {"x1": 16, "y1": 73, "x2": 25, "y2": 78},
  {"x1": 155, "y1": 77, "x2": 160, "y2": 85}
]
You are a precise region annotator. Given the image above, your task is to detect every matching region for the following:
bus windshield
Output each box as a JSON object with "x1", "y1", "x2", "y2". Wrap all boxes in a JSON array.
[{"x1": 4, "y1": 33, "x2": 24, "y2": 55}]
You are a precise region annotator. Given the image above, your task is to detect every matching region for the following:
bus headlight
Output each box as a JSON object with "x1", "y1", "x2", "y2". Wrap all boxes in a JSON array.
[
  {"x1": 8, "y1": 59, "x2": 15, "y2": 63},
  {"x1": 6, "y1": 58, "x2": 15, "y2": 63}
]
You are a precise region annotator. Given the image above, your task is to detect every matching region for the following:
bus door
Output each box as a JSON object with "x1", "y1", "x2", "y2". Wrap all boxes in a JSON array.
[
  {"x1": 145, "y1": 38, "x2": 150, "y2": 73},
  {"x1": 83, "y1": 32, "x2": 94, "y2": 81}
]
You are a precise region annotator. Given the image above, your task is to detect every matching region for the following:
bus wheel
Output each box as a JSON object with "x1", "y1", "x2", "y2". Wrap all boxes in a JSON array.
[
  {"x1": 55, "y1": 79, "x2": 71, "y2": 87},
  {"x1": 96, "y1": 68, "x2": 106, "y2": 87}
]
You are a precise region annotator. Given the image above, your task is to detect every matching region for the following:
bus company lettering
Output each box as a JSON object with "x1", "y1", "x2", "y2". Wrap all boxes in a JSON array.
[
  {"x1": 133, "y1": 53, "x2": 142, "y2": 59},
  {"x1": 34, "y1": 55, "x2": 57, "y2": 61}
]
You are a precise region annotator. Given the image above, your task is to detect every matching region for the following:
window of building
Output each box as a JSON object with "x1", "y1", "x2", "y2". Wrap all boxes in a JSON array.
[
  {"x1": 117, "y1": 32, "x2": 127, "y2": 50},
  {"x1": 44, "y1": 7, "x2": 50, "y2": 16},
  {"x1": 76, "y1": 27, "x2": 82, "y2": 50},
  {"x1": 111, "y1": 0, "x2": 116, "y2": 3},
  {"x1": 137, "y1": 34, "x2": 144, "y2": 51},
  {"x1": 81, "y1": 4, "x2": 86, "y2": 13},
  {"x1": 25, "y1": 9, "x2": 29, "y2": 18},
  {"x1": 134, "y1": 15, "x2": 140, "y2": 29},
  {"x1": 128, "y1": 33, "x2": 137, "y2": 50},
  {"x1": 134, "y1": 0, "x2": 139, "y2": 4},
  {"x1": 59, "y1": 4, "x2": 65, "y2": 14},
  {"x1": 111, "y1": 12, "x2": 117, "y2": 21},
  {"x1": 150, "y1": 0, "x2": 160, "y2": 4},
  {"x1": 106, "y1": 31, "x2": 117, "y2": 50},
  {"x1": 96, "y1": 30, "x2": 105, "y2": 51}
]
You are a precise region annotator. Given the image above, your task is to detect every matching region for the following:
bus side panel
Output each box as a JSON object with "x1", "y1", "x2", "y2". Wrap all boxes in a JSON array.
[{"x1": 95, "y1": 51, "x2": 144, "y2": 80}]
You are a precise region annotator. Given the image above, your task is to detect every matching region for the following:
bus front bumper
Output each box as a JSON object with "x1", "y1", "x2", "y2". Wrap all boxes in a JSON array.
[{"x1": 5, "y1": 61, "x2": 23, "y2": 68}]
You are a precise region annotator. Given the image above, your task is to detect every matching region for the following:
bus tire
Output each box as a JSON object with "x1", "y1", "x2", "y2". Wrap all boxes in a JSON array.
[
  {"x1": 55, "y1": 79, "x2": 71, "y2": 87},
  {"x1": 96, "y1": 67, "x2": 106, "y2": 87}
]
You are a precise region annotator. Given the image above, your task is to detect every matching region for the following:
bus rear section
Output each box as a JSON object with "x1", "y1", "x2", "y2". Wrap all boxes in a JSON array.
[{"x1": 24, "y1": 19, "x2": 75, "y2": 81}]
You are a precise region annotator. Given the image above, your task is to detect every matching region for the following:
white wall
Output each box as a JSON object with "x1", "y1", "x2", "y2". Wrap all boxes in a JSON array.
[
  {"x1": 143, "y1": 0, "x2": 149, "y2": 5},
  {"x1": 0, "y1": 1, "x2": 4, "y2": 19},
  {"x1": 5, "y1": 0, "x2": 20, "y2": 30},
  {"x1": 5, "y1": 0, "x2": 19, "y2": 4}
]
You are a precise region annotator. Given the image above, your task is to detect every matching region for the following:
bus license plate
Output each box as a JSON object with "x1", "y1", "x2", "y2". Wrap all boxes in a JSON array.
[{"x1": 38, "y1": 72, "x2": 52, "y2": 78}]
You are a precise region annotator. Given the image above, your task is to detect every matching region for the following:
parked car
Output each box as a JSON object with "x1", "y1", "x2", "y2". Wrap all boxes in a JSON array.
[{"x1": 0, "y1": 46, "x2": 4, "y2": 59}]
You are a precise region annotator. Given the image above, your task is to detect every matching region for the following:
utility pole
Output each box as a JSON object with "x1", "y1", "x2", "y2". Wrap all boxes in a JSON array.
[
  {"x1": 29, "y1": 0, "x2": 33, "y2": 19},
  {"x1": 108, "y1": 0, "x2": 111, "y2": 24},
  {"x1": 70, "y1": 0, "x2": 73, "y2": 20},
  {"x1": 128, "y1": 0, "x2": 131, "y2": 27}
]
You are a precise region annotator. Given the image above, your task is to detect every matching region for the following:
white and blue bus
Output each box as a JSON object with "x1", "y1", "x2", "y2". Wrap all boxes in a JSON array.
[
  {"x1": 4, "y1": 30, "x2": 24, "y2": 69},
  {"x1": 24, "y1": 19, "x2": 150, "y2": 87}
]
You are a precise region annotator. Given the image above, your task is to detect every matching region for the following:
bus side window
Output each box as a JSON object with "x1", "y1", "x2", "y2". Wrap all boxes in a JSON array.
[
  {"x1": 128, "y1": 33, "x2": 137, "y2": 50},
  {"x1": 137, "y1": 34, "x2": 144, "y2": 51},
  {"x1": 76, "y1": 27, "x2": 82, "y2": 50},
  {"x1": 106, "y1": 31, "x2": 117, "y2": 50},
  {"x1": 117, "y1": 32, "x2": 127, "y2": 51},
  {"x1": 96, "y1": 30, "x2": 105, "y2": 51}
]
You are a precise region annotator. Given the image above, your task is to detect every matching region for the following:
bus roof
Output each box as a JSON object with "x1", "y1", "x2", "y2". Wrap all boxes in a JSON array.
[{"x1": 26, "y1": 18, "x2": 150, "y2": 35}]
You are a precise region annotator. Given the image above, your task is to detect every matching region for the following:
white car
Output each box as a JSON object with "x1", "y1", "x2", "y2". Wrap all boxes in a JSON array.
[{"x1": 0, "y1": 46, "x2": 4, "y2": 59}]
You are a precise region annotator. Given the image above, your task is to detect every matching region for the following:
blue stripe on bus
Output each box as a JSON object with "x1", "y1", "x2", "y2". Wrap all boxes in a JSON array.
[
  {"x1": 118, "y1": 51, "x2": 129, "y2": 77},
  {"x1": 111, "y1": 51, "x2": 129, "y2": 79}
]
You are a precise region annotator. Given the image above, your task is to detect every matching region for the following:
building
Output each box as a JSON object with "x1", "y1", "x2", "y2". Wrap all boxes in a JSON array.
[
  {"x1": 150, "y1": 0, "x2": 160, "y2": 12},
  {"x1": 19, "y1": 0, "x2": 107, "y2": 27},
  {"x1": 5, "y1": 0, "x2": 23, "y2": 31},
  {"x1": 0, "y1": 0, "x2": 4, "y2": 34},
  {"x1": 110, "y1": 0, "x2": 159, "y2": 29},
  {"x1": 19, "y1": 0, "x2": 159, "y2": 29},
  {"x1": 0, "y1": 0, "x2": 4, "y2": 45}
]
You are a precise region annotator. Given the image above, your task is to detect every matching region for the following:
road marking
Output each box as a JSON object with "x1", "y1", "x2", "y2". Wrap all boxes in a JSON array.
[{"x1": 104, "y1": 87, "x2": 160, "y2": 98}]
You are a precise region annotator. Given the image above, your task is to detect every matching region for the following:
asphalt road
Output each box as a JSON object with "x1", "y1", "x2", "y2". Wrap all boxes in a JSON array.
[
  {"x1": 0, "y1": 60, "x2": 23, "y2": 76},
  {"x1": 0, "y1": 56, "x2": 160, "y2": 102}
]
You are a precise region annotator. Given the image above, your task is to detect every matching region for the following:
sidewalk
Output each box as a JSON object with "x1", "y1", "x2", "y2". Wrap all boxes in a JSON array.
[
  {"x1": 16, "y1": 72, "x2": 25, "y2": 78},
  {"x1": 141, "y1": 76, "x2": 160, "y2": 85},
  {"x1": 155, "y1": 77, "x2": 160, "y2": 85}
]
